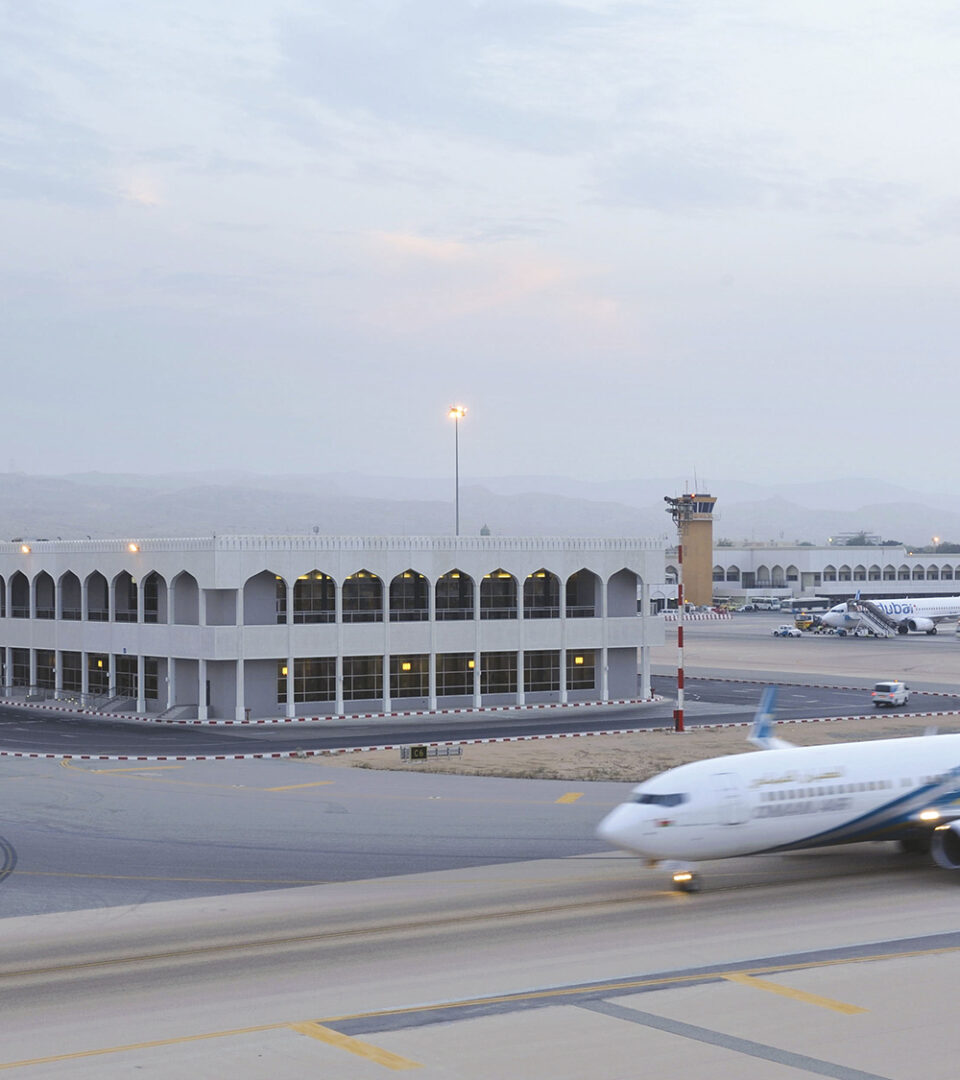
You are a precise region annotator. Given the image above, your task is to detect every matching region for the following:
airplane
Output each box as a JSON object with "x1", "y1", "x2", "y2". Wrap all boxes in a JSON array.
[
  {"x1": 596, "y1": 687, "x2": 960, "y2": 892},
  {"x1": 820, "y1": 592, "x2": 960, "y2": 635}
]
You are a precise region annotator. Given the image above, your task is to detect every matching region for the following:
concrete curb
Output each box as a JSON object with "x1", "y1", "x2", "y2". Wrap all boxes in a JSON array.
[
  {"x1": 0, "y1": 695, "x2": 660, "y2": 726},
  {"x1": 5, "y1": 709, "x2": 960, "y2": 763}
]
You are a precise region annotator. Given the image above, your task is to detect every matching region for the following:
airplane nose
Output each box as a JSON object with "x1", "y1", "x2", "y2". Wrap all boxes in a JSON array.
[{"x1": 597, "y1": 803, "x2": 648, "y2": 852}]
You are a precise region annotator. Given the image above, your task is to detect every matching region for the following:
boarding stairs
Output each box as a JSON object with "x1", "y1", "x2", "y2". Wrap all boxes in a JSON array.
[{"x1": 851, "y1": 599, "x2": 899, "y2": 638}]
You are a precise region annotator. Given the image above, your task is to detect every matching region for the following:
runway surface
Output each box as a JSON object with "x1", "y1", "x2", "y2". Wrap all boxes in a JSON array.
[{"x1": 1, "y1": 848, "x2": 958, "y2": 1078}]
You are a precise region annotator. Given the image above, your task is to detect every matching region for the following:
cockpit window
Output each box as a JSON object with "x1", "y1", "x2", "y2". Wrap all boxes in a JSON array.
[{"x1": 632, "y1": 792, "x2": 688, "y2": 807}]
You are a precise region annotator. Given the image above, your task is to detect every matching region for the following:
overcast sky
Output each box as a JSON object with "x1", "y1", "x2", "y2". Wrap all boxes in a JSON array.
[{"x1": 4, "y1": 1, "x2": 960, "y2": 492}]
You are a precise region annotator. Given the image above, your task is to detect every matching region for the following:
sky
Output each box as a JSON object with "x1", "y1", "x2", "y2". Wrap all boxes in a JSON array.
[{"x1": 3, "y1": 1, "x2": 960, "y2": 492}]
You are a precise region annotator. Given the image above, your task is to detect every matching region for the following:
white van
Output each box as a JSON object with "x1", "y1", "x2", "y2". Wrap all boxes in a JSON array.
[{"x1": 871, "y1": 681, "x2": 910, "y2": 708}]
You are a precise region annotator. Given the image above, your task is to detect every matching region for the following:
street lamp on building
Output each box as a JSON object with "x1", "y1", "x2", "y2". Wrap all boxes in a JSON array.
[{"x1": 448, "y1": 405, "x2": 467, "y2": 536}]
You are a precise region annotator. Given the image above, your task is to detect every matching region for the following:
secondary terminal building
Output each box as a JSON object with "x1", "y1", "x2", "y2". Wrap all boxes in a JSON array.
[
  {"x1": 701, "y1": 544, "x2": 960, "y2": 602},
  {"x1": 0, "y1": 535, "x2": 664, "y2": 720}
]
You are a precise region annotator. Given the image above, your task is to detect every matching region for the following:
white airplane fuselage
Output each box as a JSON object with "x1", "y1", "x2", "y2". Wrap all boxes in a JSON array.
[
  {"x1": 597, "y1": 734, "x2": 960, "y2": 864},
  {"x1": 821, "y1": 594, "x2": 960, "y2": 634}
]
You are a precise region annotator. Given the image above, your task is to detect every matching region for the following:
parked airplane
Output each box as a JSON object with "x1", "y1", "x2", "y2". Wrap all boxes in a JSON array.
[
  {"x1": 596, "y1": 688, "x2": 960, "y2": 892},
  {"x1": 820, "y1": 593, "x2": 960, "y2": 635}
]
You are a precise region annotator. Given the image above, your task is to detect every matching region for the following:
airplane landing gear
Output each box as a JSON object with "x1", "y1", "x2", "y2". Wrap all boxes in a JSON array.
[{"x1": 672, "y1": 870, "x2": 701, "y2": 893}]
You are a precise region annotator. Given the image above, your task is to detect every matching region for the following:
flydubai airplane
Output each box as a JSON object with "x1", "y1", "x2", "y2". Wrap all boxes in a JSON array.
[
  {"x1": 820, "y1": 592, "x2": 960, "y2": 635},
  {"x1": 597, "y1": 688, "x2": 960, "y2": 892}
]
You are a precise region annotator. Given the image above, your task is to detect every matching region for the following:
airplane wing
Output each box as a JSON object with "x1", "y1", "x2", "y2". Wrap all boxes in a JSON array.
[{"x1": 747, "y1": 687, "x2": 794, "y2": 750}]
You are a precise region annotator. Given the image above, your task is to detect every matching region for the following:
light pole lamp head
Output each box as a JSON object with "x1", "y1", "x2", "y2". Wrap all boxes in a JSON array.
[{"x1": 448, "y1": 405, "x2": 467, "y2": 420}]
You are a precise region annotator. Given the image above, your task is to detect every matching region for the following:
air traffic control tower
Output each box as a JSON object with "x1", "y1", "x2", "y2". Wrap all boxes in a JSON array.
[{"x1": 665, "y1": 493, "x2": 718, "y2": 607}]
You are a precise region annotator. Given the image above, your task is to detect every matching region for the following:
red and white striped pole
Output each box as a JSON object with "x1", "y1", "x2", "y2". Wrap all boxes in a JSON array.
[{"x1": 674, "y1": 542, "x2": 685, "y2": 732}]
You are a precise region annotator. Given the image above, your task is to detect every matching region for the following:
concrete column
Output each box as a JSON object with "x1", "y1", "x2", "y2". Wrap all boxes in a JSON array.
[
  {"x1": 136, "y1": 654, "x2": 146, "y2": 714},
  {"x1": 4, "y1": 646, "x2": 12, "y2": 692},
  {"x1": 640, "y1": 578, "x2": 652, "y2": 699},
  {"x1": 28, "y1": 579, "x2": 36, "y2": 620},
  {"x1": 55, "y1": 650, "x2": 63, "y2": 696},
  {"x1": 473, "y1": 576, "x2": 482, "y2": 708},
  {"x1": 29, "y1": 649, "x2": 37, "y2": 691},
  {"x1": 428, "y1": 579, "x2": 437, "y2": 711},
  {"x1": 81, "y1": 652, "x2": 89, "y2": 697},
  {"x1": 80, "y1": 577, "x2": 88, "y2": 622},
  {"x1": 55, "y1": 578, "x2": 63, "y2": 620},
  {"x1": 136, "y1": 577, "x2": 145, "y2": 624},
  {"x1": 382, "y1": 652, "x2": 391, "y2": 714},
  {"x1": 382, "y1": 580, "x2": 390, "y2": 714},
  {"x1": 168, "y1": 580, "x2": 176, "y2": 625},
  {"x1": 166, "y1": 658, "x2": 176, "y2": 710},
  {"x1": 601, "y1": 647, "x2": 609, "y2": 702},
  {"x1": 559, "y1": 647, "x2": 567, "y2": 704},
  {"x1": 198, "y1": 588, "x2": 207, "y2": 627},
  {"x1": 285, "y1": 657, "x2": 295, "y2": 718},
  {"x1": 107, "y1": 653, "x2": 114, "y2": 697},
  {"x1": 335, "y1": 582, "x2": 344, "y2": 715},
  {"x1": 235, "y1": 659, "x2": 246, "y2": 722},
  {"x1": 198, "y1": 657, "x2": 208, "y2": 720},
  {"x1": 515, "y1": 576, "x2": 525, "y2": 706},
  {"x1": 108, "y1": 578, "x2": 116, "y2": 623}
]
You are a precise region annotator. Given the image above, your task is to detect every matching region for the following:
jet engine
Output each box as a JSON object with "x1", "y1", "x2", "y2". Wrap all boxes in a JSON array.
[
  {"x1": 901, "y1": 617, "x2": 936, "y2": 634},
  {"x1": 931, "y1": 823, "x2": 960, "y2": 870}
]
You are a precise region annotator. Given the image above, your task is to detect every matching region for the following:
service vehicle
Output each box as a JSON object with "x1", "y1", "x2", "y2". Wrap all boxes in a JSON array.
[
  {"x1": 772, "y1": 624, "x2": 802, "y2": 637},
  {"x1": 871, "y1": 681, "x2": 910, "y2": 707}
]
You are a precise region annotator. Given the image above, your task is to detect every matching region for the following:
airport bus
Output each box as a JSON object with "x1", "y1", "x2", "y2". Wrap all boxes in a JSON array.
[{"x1": 778, "y1": 596, "x2": 832, "y2": 613}]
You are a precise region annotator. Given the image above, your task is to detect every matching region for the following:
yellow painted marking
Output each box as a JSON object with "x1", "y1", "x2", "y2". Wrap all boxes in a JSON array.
[
  {"x1": 555, "y1": 792, "x2": 584, "y2": 804},
  {"x1": 721, "y1": 973, "x2": 867, "y2": 1014},
  {"x1": 263, "y1": 781, "x2": 336, "y2": 792},
  {"x1": 289, "y1": 1022, "x2": 421, "y2": 1070},
  {"x1": 0, "y1": 1023, "x2": 286, "y2": 1071},
  {"x1": 59, "y1": 760, "x2": 184, "y2": 774}
]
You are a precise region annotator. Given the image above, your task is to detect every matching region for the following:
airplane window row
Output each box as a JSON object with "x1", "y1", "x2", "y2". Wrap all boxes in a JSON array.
[
  {"x1": 632, "y1": 793, "x2": 688, "y2": 806},
  {"x1": 760, "y1": 779, "x2": 894, "y2": 801}
]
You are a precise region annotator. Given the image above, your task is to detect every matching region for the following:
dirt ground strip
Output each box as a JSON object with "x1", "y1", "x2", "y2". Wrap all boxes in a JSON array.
[{"x1": 316, "y1": 713, "x2": 960, "y2": 783}]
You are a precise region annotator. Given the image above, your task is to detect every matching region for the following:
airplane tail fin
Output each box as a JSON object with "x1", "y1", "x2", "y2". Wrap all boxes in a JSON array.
[{"x1": 748, "y1": 686, "x2": 793, "y2": 750}]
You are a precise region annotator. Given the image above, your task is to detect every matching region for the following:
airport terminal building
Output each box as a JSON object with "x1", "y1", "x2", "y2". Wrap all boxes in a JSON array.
[{"x1": 0, "y1": 535, "x2": 664, "y2": 719}]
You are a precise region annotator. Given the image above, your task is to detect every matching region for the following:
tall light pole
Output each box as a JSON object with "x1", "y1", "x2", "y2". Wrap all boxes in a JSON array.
[{"x1": 449, "y1": 405, "x2": 467, "y2": 536}]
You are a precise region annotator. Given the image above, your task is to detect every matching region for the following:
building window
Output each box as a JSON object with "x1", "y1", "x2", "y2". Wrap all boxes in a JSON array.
[
  {"x1": 480, "y1": 651, "x2": 517, "y2": 695},
  {"x1": 566, "y1": 570, "x2": 597, "y2": 617},
  {"x1": 143, "y1": 575, "x2": 160, "y2": 623},
  {"x1": 390, "y1": 571, "x2": 429, "y2": 622},
  {"x1": 390, "y1": 654, "x2": 428, "y2": 698},
  {"x1": 342, "y1": 572, "x2": 383, "y2": 623},
  {"x1": 567, "y1": 650, "x2": 596, "y2": 691},
  {"x1": 480, "y1": 571, "x2": 517, "y2": 620},
  {"x1": 144, "y1": 658, "x2": 159, "y2": 700},
  {"x1": 11, "y1": 648, "x2": 29, "y2": 687},
  {"x1": 343, "y1": 655, "x2": 383, "y2": 700},
  {"x1": 10, "y1": 573, "x2": 28, "y2": 618},
  {"x1": 87, "y1": 654, "x2": 109, "y2": 695},
  {"x1": 275, "y1": 577, "x2": 287, "y2": 624},
  {"x1": 115, "y1": 655, "x2": 138, "y2": 697},
  {"x1": 61, "y1": 651, "x2": 82, "y2": 693},
  {"x1": 36, "y1": 650, "x2": 55, "y2": 690},
  {"x1": 293, "y1": 572, "x2": 335, "y2": 624},
  {"x1": 524, "y1": 650, "x2": 560, "y2": 692},
  {"x1": 436, "y1": 571, "x2": 474, "y2": 620},
  {"x1": 437, "y1": 653, "x2": 474, "y2": 696},
  {"x1": 523, "y1": 570, "x2": 560, "y2": 619},
  {"x1": 115, "y1": 572, "x2": 137, "y2": 622}
]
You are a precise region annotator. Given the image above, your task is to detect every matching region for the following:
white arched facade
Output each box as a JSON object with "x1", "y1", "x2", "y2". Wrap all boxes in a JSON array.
[{"x1": 0, "y1": 535, "x2": 664, "y2": 720}]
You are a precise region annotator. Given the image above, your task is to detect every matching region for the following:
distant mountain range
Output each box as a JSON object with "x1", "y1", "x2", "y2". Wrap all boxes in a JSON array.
[{"x1": 0, "y1": 471, "x2": 957, "y2": 547}]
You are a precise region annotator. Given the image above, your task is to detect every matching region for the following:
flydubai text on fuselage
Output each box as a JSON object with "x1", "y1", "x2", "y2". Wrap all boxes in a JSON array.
[
  {"x1": 597, "y1": 732, "x2": 960, "y2": 886},
  {"x1": 821, "y1": 594, "x2": 960, "y2": 634}
]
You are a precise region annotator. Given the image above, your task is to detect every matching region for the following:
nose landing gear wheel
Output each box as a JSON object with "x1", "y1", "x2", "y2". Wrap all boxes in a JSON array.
[{"x1": 672, "y1": 871, "x2": 701, "y2": 893}]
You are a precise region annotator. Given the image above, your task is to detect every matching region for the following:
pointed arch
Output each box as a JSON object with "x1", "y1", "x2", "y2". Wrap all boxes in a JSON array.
[
  {"x1": 436, "y1": 569, "x2": 474, "y2": 620},
  {"x1": 113, "y1": 570, "x2": 137, "y2": 622},
  {"x1": 34, "y1": 571, "x2": 55, "y2": 619},
  {"x1": 85, "y1": 571, "x2": 108, "y2": 621},
  {"x1": 242, "y1": 570, "x2": 282, "y2": 625},
  {"x1": 293, "y1": 569, "x2": 335, "y2": 624},
  {"x1": 523, "y1": 568, "x2": 560, "y2": 619},
  {"x1": 172, "y1": 570, "x2": 200, "y2": 625},
  {"x1": 480, "y1": 568, "x2": 517, "y2": 620},
  {"x1": 389, "y1": 569, "x2": 428, "y2": 622},
  {"x1": 342, "y1": 569, "x2": 383, "y2": 623},
  {"x1": 566, "y1": 568, "x2": 599, "y2": 618},
  {"x1": 59, "y1": 571, "x2": 81, "y2": 619}
]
